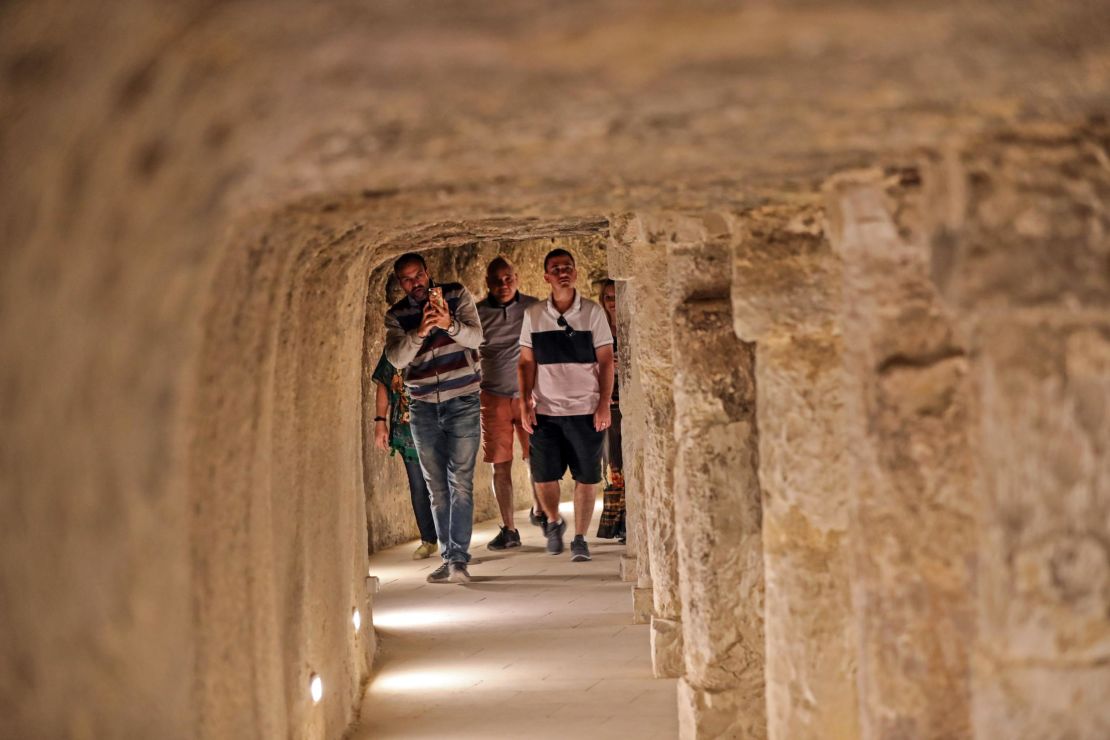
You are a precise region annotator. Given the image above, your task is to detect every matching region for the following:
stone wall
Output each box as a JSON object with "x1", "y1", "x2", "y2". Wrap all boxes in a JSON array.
[
  {"x1": 732, "y1": 204, "x2": 860, "y2": 739},
  {"x1": 670, "y1": 224, "x2": 766, "y2": 739},
  {"x1": 2, "y1": 1, "x2": 1107, "y2": 738},
  {"x1": 923, "y1": 127, "x2": 1110, "y2": 740},
  {"x1": 826, "y1": 170, "x2": 978, "y2": 738}
]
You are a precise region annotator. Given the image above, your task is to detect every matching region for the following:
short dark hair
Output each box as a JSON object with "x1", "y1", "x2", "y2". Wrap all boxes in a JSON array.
[
  {"x1": 393, "y1": 252, "x2": 427, "y2": 274},
  {"x1": 543, "y1": 248, "x2": 575, "y2": 272},
  {"x1": 486, "y1": 256, "x2": 515, "y2": 277}
]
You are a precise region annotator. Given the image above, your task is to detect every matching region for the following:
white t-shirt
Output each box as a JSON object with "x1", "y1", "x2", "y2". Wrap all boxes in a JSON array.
[{"x1": 519, "y1": 290, "x2": 613, "y2": 416}]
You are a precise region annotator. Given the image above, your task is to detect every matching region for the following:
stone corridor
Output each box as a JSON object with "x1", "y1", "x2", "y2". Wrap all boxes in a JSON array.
[{"x1": 2, "y1": 1, "x2": 1108, "y2": 739}]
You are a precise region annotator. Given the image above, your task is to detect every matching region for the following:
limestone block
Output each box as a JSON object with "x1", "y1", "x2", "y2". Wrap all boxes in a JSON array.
[
  {"x1": 651, "y1": 616, "x2": 686, "y2": 678},
  {"x1": 918, "y1": 127, "x2": 1110, "y2": 738},
  {"x1": 618, "y1": 224, "x2": 683, "y2": 627},
  {"x1": 968, "y1": 316, "x2": 1110, "y2": 739},
  {"x1": 758, "y1": 337, "x2": 859, "y2": 740},
  {"x1": 925, "y1": 126, "x2": 1110, "y2": 313},
  {"x1": 826, "y1": 171, "x2": 976, "y2": 738},
  {"x1": 678, "y1": 678, "x2": 766, "y2": 740},
  {"x1": 671, "y1": 296, "x2": 766, "y2": 738},
  {"x1": 732, "y1": 202, "x2": 836, "y2": 340},
  {"x1": 620, "y1": 555, "x2": 638, "y2": 583},
  {"x1": 615, "y1": 278, "x2": 652, "y2": 591},
  {"x1": 730, "y1": 205, "x2": 859, "y2": 739},
  {"x1": 608, "y1": 212, "x2": 644, "y2": 280},
  {"x1": 633, "y1": 586, "x2": 655, "y2": 625}
]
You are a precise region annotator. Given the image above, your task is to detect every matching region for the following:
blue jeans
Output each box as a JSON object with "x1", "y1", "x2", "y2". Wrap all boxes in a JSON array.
[
  {"x1": 403, "y1": 457, "x2": 437, "y2": 544},
  {"x1": 409, "y1": 392, "x2": 481, "y2": 563}
]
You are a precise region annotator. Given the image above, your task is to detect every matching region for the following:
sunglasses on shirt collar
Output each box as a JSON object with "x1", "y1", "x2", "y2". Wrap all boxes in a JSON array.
[{"x1": 556, "y1": 315, "x2": 576, "y2": 338}]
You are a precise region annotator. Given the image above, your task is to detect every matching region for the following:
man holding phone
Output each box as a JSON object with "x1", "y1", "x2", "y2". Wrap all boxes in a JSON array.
[{"x1": 385, "y1": 252, "x2": 484, "y2": 583}]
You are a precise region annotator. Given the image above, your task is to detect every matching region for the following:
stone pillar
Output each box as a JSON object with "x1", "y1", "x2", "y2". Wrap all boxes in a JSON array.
[
  {"x1": 825, "y1": 170, "x2": 977, "y2": 738},
  {"x1": 670, "y1": 227, "x2": 766, "y2": 739},
  {"x1": 923, "y1": 126, "x2": 1110, "y2": 739},
  {"x1": 615, "y1": 301, "x2": 646, "y2": 583},
  {"x1": 609, "y1": 215, "x2": 654, "y2": 620},
  {"x1": 609, "y1": 213, "x2": 684, "y2": 675},
  {"x1": 731, "y1": 204, "x2": 860, "y2": 740}
]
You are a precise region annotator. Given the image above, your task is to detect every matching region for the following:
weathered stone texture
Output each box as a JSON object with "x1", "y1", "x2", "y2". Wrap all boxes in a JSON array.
[
  {"x1": 970, "y1": 318, "x2": 1110, "y2": 739},
  {"x1": 826, "y1": 173, "x2": 977, "y2": 739},
  {"x1": 672, "y1": 294, "x2": 765, "y2": 740},
  {"x1": 923, "y1": 128, "x2": 1110, "y2": 739},
  {"x1": 615, "y1": 214, "x2": 685, "y2": 676},
  {"x1": 732, "y1": 204, "x2": 859, "y2": 740},
  {"x1": 3, "y1": 1, "x2": 1108, "y2": 737},
  {"x1": 613, "y1": 274, "x2": 652, "y2": 591}
]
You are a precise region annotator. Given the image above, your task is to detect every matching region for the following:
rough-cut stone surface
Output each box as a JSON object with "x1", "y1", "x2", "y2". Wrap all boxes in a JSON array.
[
  {"x1": 922, "y1": 129, "x2": 1110, "y2": 739},
  {"x1": 632, "y1": 587, "x2": 655, "y2": 626},
  {"x1": 2, "y1": 0, "x2": 1108, "y2": 737},
  {"x1": 826, "y1": 172, "x2": 977, "y2": 739},
  {"x1": 650, "y1": 617, "x2": 687, "y2": 679},
  {"x1": 614, "y1": 214, "x2": 685, "y2": 677},
  {"x1": 732, "y1": 205, "x2": 859, "y2": 740},
  {"x1": 619, "y1": 555, "x2": 638, "y2": 583},
  {"x1": 611, "y1": 270, "x2": 653, "y2": 592},
  {"x1": 672, "y1": 285, "x2": 765, "y2": 739}
]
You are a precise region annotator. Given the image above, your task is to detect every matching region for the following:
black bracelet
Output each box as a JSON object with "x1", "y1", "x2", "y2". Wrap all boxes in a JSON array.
[{"x1": 373, "y1": 416, "x2": 387, "y2": 422}]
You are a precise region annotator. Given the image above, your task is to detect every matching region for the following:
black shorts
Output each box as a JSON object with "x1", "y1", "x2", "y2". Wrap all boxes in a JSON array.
[{"x1": 529, "y1": 414, "x2": 604, "y2": 485}]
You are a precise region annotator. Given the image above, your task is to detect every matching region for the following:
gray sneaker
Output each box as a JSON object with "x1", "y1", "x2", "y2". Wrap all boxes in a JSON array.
[
  {"x1": 545, "y1": 518, "x2": 566, "y2": 555},
  {"x1": 570, "y1": 535, "x2": 591, "y2": 562},
  {"x1": 448, "y1": 562, "x2": 471, "y2": 584},
  {"x1": 427, "y1": 562, "x2": 451, "y2": 583}
]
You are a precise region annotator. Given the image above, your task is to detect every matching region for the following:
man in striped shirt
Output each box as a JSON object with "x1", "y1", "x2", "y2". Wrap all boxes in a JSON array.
[
  {"x1": 384, "y1": 252, "x2": 484, "y2": 584},
  {"x1": 518, "y1": 249, "x2": 615, "y2": 562}
]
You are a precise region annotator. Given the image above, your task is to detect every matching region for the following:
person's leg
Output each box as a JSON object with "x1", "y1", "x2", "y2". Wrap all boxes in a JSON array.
[
  {"x1": 528, "y1": 414, "x2": 568, "y2": 523},
  {"x1": 480, "y1": 391, "x2": 517, "y2": 531},
  {"x1": 491, "y1": 461, "x2": 516, "y2": 528},
  {"x1": 535, "y1": 480, "x2": 562, "y2": 523},
  {"x1": 566, "y1": 414, "x2": 605, "y2": 536},
  {"x1": 605, "y1": 405, "x2": 623, "y2": 475},
  {"x1": 573, "y1": 481, "x2": 596, "y2": 536},
  {"x1": 511, "y1": 399, "x2": 544, "y2": 523},
  {"x1": 441, "y1": 393, "x2": 481, "y2": 564},
  {"x1": 408, "y1": 400, "x2": 451, "y2": 561},
  {"x1": 403, "y1": 456, "x2": 437, "y2": 544}
]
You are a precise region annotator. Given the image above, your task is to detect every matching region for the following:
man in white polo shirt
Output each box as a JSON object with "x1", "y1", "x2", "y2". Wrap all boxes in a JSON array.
[{"x1": 518, "y1": 248, "x2": 615, "y2": 561}]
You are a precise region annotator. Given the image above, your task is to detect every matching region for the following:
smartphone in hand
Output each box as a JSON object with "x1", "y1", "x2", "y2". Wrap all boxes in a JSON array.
[{"x1": 428, "y1": 287, "x2": 446, "y2": 311}]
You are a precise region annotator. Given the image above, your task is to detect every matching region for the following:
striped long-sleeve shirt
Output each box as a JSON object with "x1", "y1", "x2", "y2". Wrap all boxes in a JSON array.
[{"x1": 384, "y1": 282, "x2": 484, "y2": 403}]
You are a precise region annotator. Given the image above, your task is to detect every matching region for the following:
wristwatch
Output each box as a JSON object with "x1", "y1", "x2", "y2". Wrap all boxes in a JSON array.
[{"x1": 373, "y1": 416, "x2": 387, "y2": 423}]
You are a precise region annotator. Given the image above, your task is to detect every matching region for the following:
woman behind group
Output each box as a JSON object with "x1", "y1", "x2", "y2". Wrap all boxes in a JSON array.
[{"x1": 595, "y1": 279, "x2": 625, "y2": 542}]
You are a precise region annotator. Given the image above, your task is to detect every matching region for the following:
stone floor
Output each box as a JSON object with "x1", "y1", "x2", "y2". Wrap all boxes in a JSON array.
[{"x1": 351, "y1": 500, "x2": 679, "y2": 740}]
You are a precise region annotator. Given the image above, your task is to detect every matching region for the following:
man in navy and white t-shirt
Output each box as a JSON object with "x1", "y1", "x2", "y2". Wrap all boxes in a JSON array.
[{"x1": 518, "y1": 248, "x2": 615, "y2": 562}]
